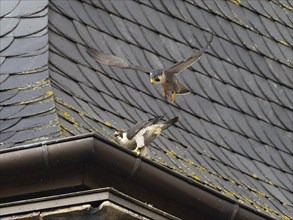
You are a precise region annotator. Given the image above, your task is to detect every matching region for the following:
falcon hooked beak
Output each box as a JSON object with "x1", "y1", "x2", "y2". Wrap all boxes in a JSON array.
[{"x1": 150, "y1": 77, "x2": 160, "y2": 84}]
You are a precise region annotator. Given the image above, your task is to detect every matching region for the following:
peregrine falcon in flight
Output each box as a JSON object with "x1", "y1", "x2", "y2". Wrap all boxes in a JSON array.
[
  {"x1": 87, "y1": 34, "x2": 214, "y2": 103},
  {"x1": 114, "y1": 116, "x2": 179, "y2": 156}
]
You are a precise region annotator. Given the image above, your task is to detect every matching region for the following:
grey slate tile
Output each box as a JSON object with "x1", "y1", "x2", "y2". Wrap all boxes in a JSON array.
[
  {"x1": 256, "y1": 160, "x2": 290, "y2": 191},
  {"x1": 3, "y1": 120, "x2": 58, "y2": 145},
  {"x1": 160, "y1": 0, "x2": 186, "y2": 22},
  {"x1": 50, "y1": 54, "x2": 88, "y2": 86},
  {"x1": 1, "y1": 35, "x2": 48, "y2": 57},
  {"x1": 4, "y1": 112, "x2": 55, "y2": 133},
  {"x1": 241, "y1": 72, "x2": 269, "y2": 102},
  {"x1": 227, "y1": 88, "x2": 253, "y2": 116},
  {"x1": 49, "y1": 10, "x2": 83, "y2": 45},
  {"x1": 257, "y1": 99, "x2": 283, "y2": 127},
  {"x1": 0, "y1": 57, "x2": 5, "y2": 66},
  {"x1": 182, "y1": 114, "x2": 212, "y2": 143},
  {"x1": 12, "y1": 100, "x2": 55, "y2": 119},
  {"x1": 0, "y1": 0, "x2": 20, "y2": 17},
  {"x1": 270, "y1": 83, "x2": 293, "y2": 110},
  {"x1": 124, "y1": 22, "x2": 152, "y2": 51},
  {"x1": 0, "y1": 70, "x2": 48, "y2": 90},
  {"x1": 72, "y1": 20, "x2": 95, "y2": 48},
  {"x1": 50, "y1": 0, "x2": 79, "y2": 22},
  {"x1": 73, "y1": 97, "x2": 102, "y2": 121},
  {"x1": 159, "y1": 14, "x2": 185, "y2": 45},
  {"x1": 160, "y1": 35, "x2": 183, "y2": 62},
  {"x1": 195, "y1": 71, "x2": 226, "y2": 105},
  {"x1": 0, "y1": 18, "x2": 20, "y2": 37},
  {"x1": 271, "y1": 167, "x2": 293, "y2": 192},
  {"x1": 279, "y1": 151, "x2": 292, "y2": 174},
  {"x1": 269, "y1": 147, "x2": 292, "y2": 174},
  {"x1": 260, "y1": 180, "x2": 291, "y2": 207},
  {"x1": 70, "y1": 1, "x2": 95, "y2": 28},
  {"x1": 81, "y1": 5, "x2": 106, "y2": 34},
  {"x1": 0, "y1": 105, "x2": 24, "y2": 120},
  {"x1": 274, "y1": 129, "x2": 293, "y2": 155},
  {"x1": 243, "y1": 91, "x2": 272, "y2": 120},
  {"x1": 0, "y1": 90, "x2": 18, "y2": 104},
  {"x1": 125, "y1": 87, "x2": 153, "y2": 113},
  {"x1": 264, "y1": 58, "x2": 293, "y2": 88},
  {"x1": 233, "y1": 44, "x2": 260, "y2": 75},
  {"x1": 141, "y1": 29, "x2": 170, "y2": 59},
  {"x1": 140, "y1": 94, "x2": 164, "y2": 116},
  {"x1": 105, "y1": 1, "x2": 134, "y2": 23},
  {"x1": 271, "y1": 103, "x2": 292, "y2": 131},
  {"x1": 201, "y1": 121, "x2": 231, "y2": 151},
  {"x1": 269, "y1": 2, "x2": 293, "y2": 29},
  {"x1": 196, "y1": 96, "x2": 224, "y2": 126},
  {"x1": 4, "y1": 0, "x2": 47, "y2": 17},
  {"x1": 245, "y1": 114, "x2": 274, "y2": 145},
  {"x1": 234, "y1": 135, "x2": 263, "y2": 161},
  {"x1": 173, "y1": 0, "x2": 195, "y2": 24},
  {"x1": 110, "y1": 16, "x2": 138, "y2": 46},
  {"x1": 49, "y1": 32, "x2": 85, "y2": 65},
  {"x1": 185, "y1": 4, "x2": 210, "y2": 30},
  {"x1": 0, "y1": 118, "x2": 20, "y2": 132},
  {"x1": 238, "y1": 155, "x2": 268, "y2": 180},
  {"x1": 8, "y1": 17, "x2": 47, "y2": 37},
  {"x1": 0, "y1": 74, "x2": 9, "y2": 85},
  {"x1": 0, "y1": 130, "x2": 16, "y2": 142},
  {"x1": 141, "y1": 5, "x2": 169, "y2": 38},
  {"x1": 124, "y1": 0, "x2": 153, "y2": 29},
  {"x1": 0, "y1": 53, "x2": 48, "y2": 75},
  {"x1": 230, "y1": 110, "x2": 257, "y2": 138}
]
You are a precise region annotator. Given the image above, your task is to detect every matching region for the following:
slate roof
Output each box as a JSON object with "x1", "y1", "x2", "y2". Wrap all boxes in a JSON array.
[{"x1": 0, "y1": 0, "x2": 292, "y2": 219}]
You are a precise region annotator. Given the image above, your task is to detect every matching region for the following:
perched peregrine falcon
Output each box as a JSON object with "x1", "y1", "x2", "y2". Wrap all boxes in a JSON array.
[
  {"x1": 87, "y1": 34, "x2": 214, "y2": 103},
  {"x1": 114, "y1": 116, "x2": 179, "y2": 156}
]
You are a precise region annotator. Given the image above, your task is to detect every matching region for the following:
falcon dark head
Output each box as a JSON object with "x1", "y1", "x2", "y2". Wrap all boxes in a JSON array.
[{"x1": 150, "y1": 69, "x2": 166, "y2": 84}]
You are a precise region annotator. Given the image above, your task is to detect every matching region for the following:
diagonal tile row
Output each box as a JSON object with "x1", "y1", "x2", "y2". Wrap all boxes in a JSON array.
[{"x1": 136, "y1": 0, "x2": 292, "y2": 66}]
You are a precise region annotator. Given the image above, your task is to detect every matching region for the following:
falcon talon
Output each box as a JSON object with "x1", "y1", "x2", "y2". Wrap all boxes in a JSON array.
[
  {"x1": 132, "y1": 148, "x2": 140, "y2": 155},
  {"x1": 114, "y1": 116, "x2": 179, "y2": 157},
  {"x1": 171, "y1": 92, "x2": 176, "y2": 103},
  {"x1": 87, "y1": 34, "x2": 214, "y2": 103}
]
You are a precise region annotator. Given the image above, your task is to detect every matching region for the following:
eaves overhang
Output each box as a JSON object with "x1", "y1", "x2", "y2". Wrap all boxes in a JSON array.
[
  {"x1": 0, "y1": 187, "x2": 178, "y2": 220},
  {"x1": 0, "y1": 133, "x2": 275, "y2": 220}
]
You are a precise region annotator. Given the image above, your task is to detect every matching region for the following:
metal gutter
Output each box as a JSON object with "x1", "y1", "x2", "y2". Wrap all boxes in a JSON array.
[{"x1": 0, "y1": 133, "x2": 275, "y2": 220}]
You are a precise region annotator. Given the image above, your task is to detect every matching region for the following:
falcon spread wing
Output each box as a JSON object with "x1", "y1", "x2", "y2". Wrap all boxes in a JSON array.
[
  {"x1": 87, "y1": 48, "x2": 150, "y2": 74},
  {"x1": 164, "y1": 33, "x2": 214, "y2": 75},
  {"x1": 126, "y1": 116, "x2": 163, "y2": 140}
]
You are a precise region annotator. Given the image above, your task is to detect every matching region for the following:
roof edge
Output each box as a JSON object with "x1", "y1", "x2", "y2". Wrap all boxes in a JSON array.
[{"x1": 0, "y1": 133, "x2": 274, "y2": 220}]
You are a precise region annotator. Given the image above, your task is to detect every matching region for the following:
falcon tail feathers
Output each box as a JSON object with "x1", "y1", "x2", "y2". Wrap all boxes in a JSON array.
[{"x1": 162, "y1": 117, "x2": 179, "y2": 130}]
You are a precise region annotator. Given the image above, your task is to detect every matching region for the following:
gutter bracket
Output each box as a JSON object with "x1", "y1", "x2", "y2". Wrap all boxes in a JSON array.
[
  {"x1": 127, "y1": 157, "x2": 142, "y2": 179},
  {"x1": 229, "y1": 203, "x2": 239, "y2": 220}
]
